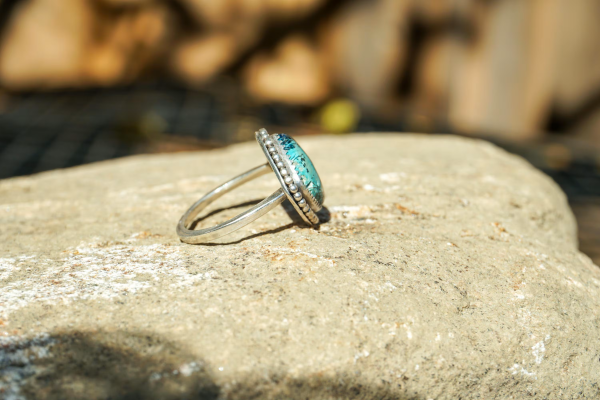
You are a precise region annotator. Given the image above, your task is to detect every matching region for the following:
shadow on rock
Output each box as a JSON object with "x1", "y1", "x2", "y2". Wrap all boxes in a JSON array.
[
  {"x1": 282, "y1": 199, "x2": 331, "y2": 226},
  {"x1": 189, "y1": 199, "x2": 265, "y2": 230},
  {"x1": 6, "y1": 330, "x2": 417, "y2": 400},
  {"x1": 186, "y1": 197, "x2": 331, "y2": 245},
  {"x1": 12, "y1": 330, "x2": 219, "y2": 400}
]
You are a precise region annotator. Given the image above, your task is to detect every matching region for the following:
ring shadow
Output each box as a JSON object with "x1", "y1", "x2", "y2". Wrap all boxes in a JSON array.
[
  {"x1": 10, "y1": 330, "x2": 417, "y2": 400},
  {"x1": 188, "y1": 198, "x2": 331, "y2": 246}
]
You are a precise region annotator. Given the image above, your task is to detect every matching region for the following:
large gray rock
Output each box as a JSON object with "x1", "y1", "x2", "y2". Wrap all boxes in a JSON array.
[{"x1": 1, "y1": 134, "x2": 599, "y2": 399}]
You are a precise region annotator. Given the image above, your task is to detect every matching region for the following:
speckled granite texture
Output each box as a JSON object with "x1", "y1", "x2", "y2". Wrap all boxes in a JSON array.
[{"x1": 1, "y1": 134, "x2": 599, "y2": 399}]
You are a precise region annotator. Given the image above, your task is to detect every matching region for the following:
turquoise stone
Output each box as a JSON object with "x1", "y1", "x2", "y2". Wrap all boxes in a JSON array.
[{"x1": 275, "y1": 134, "x2": 324, "y2": 205}]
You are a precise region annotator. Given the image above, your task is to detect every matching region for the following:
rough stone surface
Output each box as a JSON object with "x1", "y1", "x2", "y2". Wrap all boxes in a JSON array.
[{"x1": 1, "y1": 134, "x2": 599, "y2": 399}]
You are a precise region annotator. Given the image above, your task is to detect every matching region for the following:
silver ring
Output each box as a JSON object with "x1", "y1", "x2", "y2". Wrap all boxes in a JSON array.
[{"x1": 176, "y1": 128, "x2": 325, "y2": 244}]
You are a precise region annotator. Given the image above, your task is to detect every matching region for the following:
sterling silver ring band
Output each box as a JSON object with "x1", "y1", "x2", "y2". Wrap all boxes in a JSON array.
[{"x1": 176, "y1": 128, "x2": 325, "y2": 244}]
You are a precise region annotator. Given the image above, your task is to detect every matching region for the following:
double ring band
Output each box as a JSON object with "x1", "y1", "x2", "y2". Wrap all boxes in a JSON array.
[{"x1": 176, "y1": 128, "x2": 325, "y2": 244}]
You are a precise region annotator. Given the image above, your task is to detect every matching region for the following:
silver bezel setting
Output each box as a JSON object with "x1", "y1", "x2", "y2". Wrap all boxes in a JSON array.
[{"x1": 256, "y1": 129, "x2": 320, "y2": 225}]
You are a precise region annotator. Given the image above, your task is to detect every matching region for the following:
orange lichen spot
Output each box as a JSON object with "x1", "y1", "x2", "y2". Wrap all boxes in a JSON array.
[{"x1": 395, "y1": 204, "x2": 419, "y2": 215}]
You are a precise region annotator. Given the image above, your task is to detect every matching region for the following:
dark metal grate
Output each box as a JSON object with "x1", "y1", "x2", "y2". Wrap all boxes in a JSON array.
[{"x1": 0, "y1": 82, "x2": 232, "y2": 179}]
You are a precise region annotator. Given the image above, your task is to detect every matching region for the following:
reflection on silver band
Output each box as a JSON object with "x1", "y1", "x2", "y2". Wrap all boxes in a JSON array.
[{"x1": 176, "y1": 163, "x2": 285, "y2": 244}]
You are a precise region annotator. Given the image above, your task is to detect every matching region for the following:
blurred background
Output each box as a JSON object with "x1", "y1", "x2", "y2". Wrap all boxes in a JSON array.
[{"x1": 0, "y1": 0, "x2": 599, "y2": 263}]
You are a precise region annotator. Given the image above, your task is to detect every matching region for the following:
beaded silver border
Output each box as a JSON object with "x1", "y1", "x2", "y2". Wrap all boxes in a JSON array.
[{"x1": 256, "y1": 128, "x2": 320, "y2": 225}]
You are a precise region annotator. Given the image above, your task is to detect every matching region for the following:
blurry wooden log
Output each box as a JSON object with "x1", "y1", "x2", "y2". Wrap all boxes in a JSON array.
[
  {"x1": 320, "y1": 0, "x2": 412, "y2": 112},
  {"x1": 243, "y1": 35, "x2": 330, "y2": 105},
  {"x1": 447, "y1": 0, "x2": 561, "y2": 140},
  {"x1": 86, "y1": 4, "x2": 171, "y2": 85},
  {"x1": 0, "y1": 0, "x2": 93, "y2": 89},
  {"x1": 412, "y1": 0, "x2": 455, "y2": 25},
  {"x1": 521, "y1": 0, "x2": 561, "y2": 135},
  {"x1": 555, "y1": 0, "x2": 600, "y2": 115},
  {"x1": 553, "y1": 0, "x2": 600, "y2": 139},
  {"x1": 178, "y1": 0, "x2": 236, "y2": 28},
  {"x1": 411, "y1": 35, "x2": 454, "y2": 125},
  {"x1": 168, "y1": 11, "x2": 260, "y2": 85},
  {"x1": 171, "y1": 0, "x2": 328, "y2": 85},
  {"x1": 0, "y1": 0, "x2": 171, "y2": 89},
  {"x1": 262, "y1": 0, "x2": 324, "y2": 19},
  {"x1": 171, "y1": 33, "x2": 238, "y2": 84},
  {"x1": 96, "y1": 0, "x2": 156, "y2": 6},
  {"x1": 179, "y1": 0, "x2": 324, "y2": 28}
]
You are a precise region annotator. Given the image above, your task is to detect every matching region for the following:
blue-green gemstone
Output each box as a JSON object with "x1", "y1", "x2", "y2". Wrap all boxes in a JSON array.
[{"x1": 275, "y1": 134, "x2": 324, "y2": 205}]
